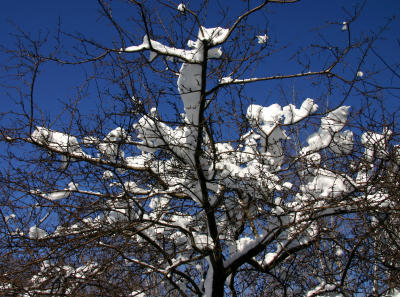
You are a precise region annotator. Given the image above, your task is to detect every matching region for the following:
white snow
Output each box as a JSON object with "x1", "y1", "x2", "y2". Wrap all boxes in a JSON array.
[
  {"x1": 204, "y1": 257, "x2": 214, "y2": 297},
  {"x1": 321, "y1": 106, "x2": 350, "y2": 133},
  {"x1": 123, "y1": 35, "x2": 195, "y2": 62},
  {"x1": 124, "y1": 26, "x2": 228, "y2": 128},
  {"x1": 177, "y1": 29, "x2": 225, "y2": 124},
  {"x1": 170, "y1": 214, "x2": 192, "y2": 229},
  {"x1": 366, "y1": 191, "x2": 390, "y2": 208},
  {"x1": 304, "y1": 152, "x2": 322, "y2": 166},
  {"x1": 73, "y1": 262, "x2": 99, "y2": 279},
  {"x1": 123, "y1": 181, "x2": 141, "y2": 193},
  {"x1": 29, "y1": 225, "x2": 47, "y2": 239},
  {"x1": 303, "y1": 169, "x2": 350, "y2": 198},
  {"x1": 329, "y1": 130, "x2": 354, "y2": 155},
  {"x1": 149, "y1": 197, "x2": 169, "y2": 210},
  {"x1": 224, "y1": 235, "x2": 266, "y2": 268},
  {"x1": 283, "y1": 98, "x2": 318, "y2": 124},
  {"x1": 177, "y1": 3, "x2": 186, "y2": 12},
  {"x1": 306, "y1": 282, "x2": 339, "y2": 297},
  {"x1": 46, "y1": 182, "x2": 78, "y2": 201},
  {"x1": 130, "y1": 291, "x2": 146, "y2": 297},
  {"x1": 301, "y1": 106, "x2": 350, "y2": 154},
  {"x1": 194, "y1": 233, "x2": 214, "y2": 249},
  {"x1": 123, "y1": 36, "x2": 149, "y2": 52},
  {"x1": 47, "y1": 191, "x2": 70, "y2": 201},
  {"x1": 177, "y1": 56, "x2": 203, "y2": 125},
  {"x1": 247, "y1": 103, "x2": 283, "y2": 136},
  {"x1": 198, "y1": 27, "x2": 229, "y2": 45},
  {"x1": 102, "y1": 170, "x2": 114, "y2": 180},
  {"x1": 82, "y1": 136, "x2": 99, "y2": 147},
  {"x1": 264, "y1": 251, "x2": 278, "y2": 265},
  {"x1": 208, "y1": 47, "x2": 223, "y2": 58},
  {"x1": 335, "y1": 246, "x2": 344, "y2": 257},
  {"x1": 361, "y1": 128, "x2": 392, "y2": 161},
  {"x1": 148, "y1": 50, "x2": 157, "y2": 62},
  {"x1": 220, "y1": 76, "x2": 233, "y2": 84},
  {"x1": 387, "y1": 289, "x2": 400, "y2": 297},
  {"x1": 31, "y1": 127, "x2": 88, "y2": 168},
  {"x1": 98, "y1": 127, "x2": 130, "y2": 161},
  {"x1": 5, "y1": 213, "x2": 16, "y2": 223},
  {"x1": 256, "y1": 34, "x2": 268, "y2": 44},
  {"x1": 125, "y1": 153, "x2": 150, "y2": 168},
  {"x1": 134, "y1": 112, "x2": 174, "y2": 152}
]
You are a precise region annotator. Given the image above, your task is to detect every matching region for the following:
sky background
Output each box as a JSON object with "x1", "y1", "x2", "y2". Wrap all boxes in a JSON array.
[{"x1": 1, "y1": 0, "x2": 399, "y2": 131}]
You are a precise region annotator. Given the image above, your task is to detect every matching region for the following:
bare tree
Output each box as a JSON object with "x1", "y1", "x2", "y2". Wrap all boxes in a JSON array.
[{"x1": 1, "y1": 1, "x2": 399, "y2": 296}]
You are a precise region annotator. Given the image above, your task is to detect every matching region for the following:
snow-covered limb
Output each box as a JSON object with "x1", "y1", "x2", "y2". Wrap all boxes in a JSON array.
[
  {"x1": 32, "y1": 127, "x2": 84, "y2": 155},
  {"x1": 28, "y1": 225, "x2": 48, "y2": 239},
  {"x1": 31, "y1": 181, "x2": 78, "y2": 201},
  {"x1": 283, "y1": 98, "x2": 319, "y2": 124},
  {"x1": 121, "y1": 27, "x2": 226, "y2": 63},
  {"x1": 361, "y1": 127, "x2": 392, "y2": 161},
  {"x1": 122, "y1": 35, "x2": 197, "y2": 62},
  {"x1": 28, "y1": 129, "x2": 150, "y2": 171},
  {"x1": 27, "y1": 261, "x2": 99, "y2": 296},
  {"x1": 216, "y1": 70, "x2": 331, "y2": 87},
  {"x1": 31, "y1": 126, "x2": 89, "y2": 168},
  {"x1": 301, "y1": 106, "x2": 352, "y2": 155},
  {"x1": 306, "y1": 282, "x2": 340, "y2": 297}
]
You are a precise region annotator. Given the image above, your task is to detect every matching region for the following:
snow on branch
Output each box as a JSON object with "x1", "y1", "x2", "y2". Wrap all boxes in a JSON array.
[{"x1": 216, "y1": 70, "x2": 331, "y2": 87}]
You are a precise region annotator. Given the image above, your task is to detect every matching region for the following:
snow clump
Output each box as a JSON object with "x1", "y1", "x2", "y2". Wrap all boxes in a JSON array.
[
  {"x1": 177, "y1": 3, "x2": 186, "y2": 12},
  {"x1": 256, "y1": 34, "x2": 268, "y2": 44}
]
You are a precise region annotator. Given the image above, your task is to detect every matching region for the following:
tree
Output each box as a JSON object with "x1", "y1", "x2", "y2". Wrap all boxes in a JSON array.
[{"x1": 1, "y1": 0, "x2": 400, "y2": 296}]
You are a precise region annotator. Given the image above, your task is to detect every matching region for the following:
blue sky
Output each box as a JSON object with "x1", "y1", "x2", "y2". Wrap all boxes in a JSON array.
[{"x1": 1, "y1": 0, "x2": 399, "y2": 128}]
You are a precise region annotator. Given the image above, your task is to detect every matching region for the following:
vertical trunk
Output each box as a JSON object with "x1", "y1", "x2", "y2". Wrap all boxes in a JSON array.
[
  {"x1": 205, "y1": 256, "x2": 226, "y2": 297},
  {"x1": 211, "y1": 271, "x2": 226, "y2": 297}
]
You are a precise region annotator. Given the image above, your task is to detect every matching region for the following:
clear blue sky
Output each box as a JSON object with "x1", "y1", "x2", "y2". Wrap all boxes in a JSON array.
[{"x1": 1, "y1": 0, "x2": 399, "y2": 125}]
